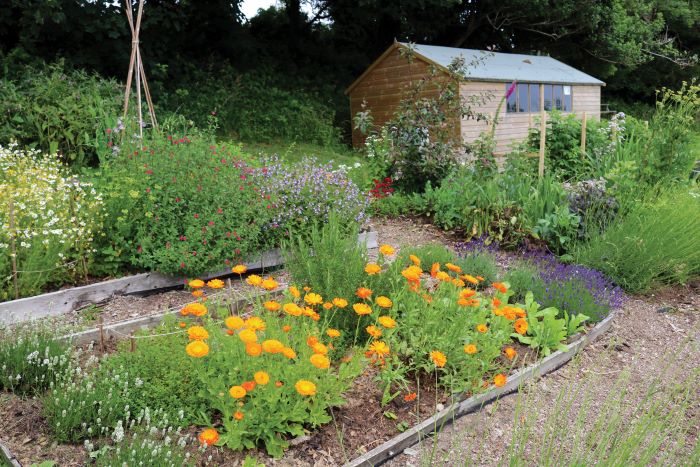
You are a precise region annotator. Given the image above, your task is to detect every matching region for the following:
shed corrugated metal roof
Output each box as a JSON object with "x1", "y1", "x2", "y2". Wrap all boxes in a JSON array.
[{"x1": 403, "y1": 43, "x2": 605, "y2": 86}]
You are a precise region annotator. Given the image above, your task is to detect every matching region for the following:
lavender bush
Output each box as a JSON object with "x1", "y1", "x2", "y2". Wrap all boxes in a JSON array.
[{"x1": 454, "y1": 238, "x2": 499, "y2": 286}]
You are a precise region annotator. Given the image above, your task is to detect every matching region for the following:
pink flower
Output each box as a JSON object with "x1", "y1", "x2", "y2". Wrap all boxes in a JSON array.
[
  {"x1": 506, "y1": 81, "x2": 517, "y2": 99},
  {"x1": 194, "y1": 214, "x2": 199, "y2": 219},
  {"x1": 208, "y1": 221, "x2": 215, "y2": 226}
]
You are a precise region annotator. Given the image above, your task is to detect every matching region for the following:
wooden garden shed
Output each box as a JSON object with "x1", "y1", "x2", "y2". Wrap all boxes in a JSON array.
[{"x1": 347, "y1": 42, "x2": 605, "y2": 154}]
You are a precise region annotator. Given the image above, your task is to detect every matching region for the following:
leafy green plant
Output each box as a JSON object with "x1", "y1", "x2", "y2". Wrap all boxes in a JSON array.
[
  {"x1": 564, "y1": 311, "x2": 590, "y2": 336},
  {"x1": 89, "y1": 425, "x2": 192, "y2": 467},
  {"x1": 531, "y1": 205, "x2": 580, "y2": 255},
  {"x1": 503, "y1": 261, "x2": 545, "y2": 303},
  {"x1": 512, "y1": 292, "x2": 567, "y2": 356},
  {"x1": 454, "y1": 246, "x2": 498, "y2": 287}
]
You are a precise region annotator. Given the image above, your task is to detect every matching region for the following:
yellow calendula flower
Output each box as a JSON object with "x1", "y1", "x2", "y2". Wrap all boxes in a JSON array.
[
  {"x1": 366, "y1": 325, "x2": 382, "y2": 338},
  {"x1": 375, "y1": 296, "x2": 393, "y2": 308},
  {"x1": 206, "y1": 279, "x2": 225, "y2": 289},
  {"x1": 322, "y1": 302, "x2": 333, "y2": 310},
  {"x1": 409, "y1": 254, "x2": 421, "y2": 266},
  {"x1": 304, "y1": 293, "x2": 323, "y2": 306},
  {"x1": 365, "y1": 263, "x2": 381, "y2": 275},
  {"x1": 283, "y1": 303, "x2": 303, "y2": 316},
  {"x1": 289, "y1": 286, "x2": 301, "y2": 298},
  {"x1": 187, "y1": 326, "x2": 209, "y2": 341},
  {"x1": 261, "y1": 339, "x2": 284, "y2": 354},
  {"x1": 246, "y1": 275, "x2": 263, "y2": 286},
  {"x1": 295, "y1": 380, "x2": 317, "y2": 396},
  {"x1": 186, "y1": 340, "x2": 209, "y2": 358},
  {"x1": 332, "y1": 298, "x2": 348, "y2": 308},
  {"x1": 430, "y1": 350, "x2": 447, "y2": 368},
  {"x1": 368, "y1": 340, "x2": 390, "y2": 357},
  {"x1": 261, "y1": 278, "x2": 279, "y2": 290},
  {"x1": 353, "y1": 303, "x2": 372, "y2": 315},
  {"x1": 244, "y1": 316, "x2": 266, "y2": 332},
  {"x1": 188, "y1": 279, "x2": 205, "y2": 289},
  {"x1": 312, "y1": 342, "x2": 329, "y2": 355},
  {"x1": 225, "y1": 316, "x2": 245, "y2": 330},
  {"x1": 181, "y1": 302, "x2": 208, "y2": 317},
  {"x1": 282, "y1": 347, "x2": 297, "y2": 359},
  {"x1": 254, "y1": 371, "x2": 270, "y2": 385},
  {"x1": 231, "y1": 264, "x2": 247, "y2": 275},
  {"x1": 326, "y1": 328, "x2": 341, "y2": 338},
  {"x1": 238, "y1": 329, "x2": 257, "y2": 344},
  {"x1": 263, "y1": 300, "x2": 281, "y2": 312},
  {"x1": 310, "y1": 353, "x2": 330, "y2": 369},
  {"x1": 377, "y1": 316, "x2": 396, "y2": 328},
  {"x1": 229, "y1": 385, "x2": 247, "y2": 399},
  {"x1": 445, "y1": 263, "x2": 462, "y2": 273},
  {"x1": 379, "y1": 244, "x2": 395, "y2": 256}
]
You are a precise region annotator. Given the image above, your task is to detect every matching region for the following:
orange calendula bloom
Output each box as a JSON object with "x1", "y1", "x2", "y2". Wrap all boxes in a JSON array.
[
  {"x1": 289, "y1": 286, "x2": 301, "y2": 298},
  {"x1": 198, "y1": 428, "x2": 219, "y2": 446},
  {"x1": 283, "y1": 302, "x2": 303, "y2": 316},
  {"x1": 476, "y1": 276, "x2": 485, "y2": 281},
  {"x1": 492, "y1": 297, "x2": 502, "y2": 308},
  {"x1": 282, "y1": 325, "x2": 292, "y2": 332},
  {"x1": 232, "y1": 264, "x2": 247, "y2": 275},
  {"x1": 187, "y1": 326, "x2": 209, "y2": 341},
  {"x1": 323, "y1": 302, "x2": 333, "y2": 310},
  {"x1": 353, "y1": 303, "x2": 372, "y2": 315},
  {"x1": 304, "y1": 293, "x2": 323, "y2": 306},
  {"x1": 376, "y1": 296, "x2": 393, "y2": 308},
  {"x1": 234, "y1": 411, "x2": 244, "y2": 421},
  {"x1": 229, "y1": 385, "x2": 247, "y2": 399},
  {"x1": 460, "y1": 288, "x2": 477, "y2": 299},
  {"x1": 327, "y1": 328, "x2": 341, "y2": 338},
  {"x1": 356, "y1": 287, "x2": 373, "y2": 300},
  {"x1": 188, "y1": 279, "x2": 205, "y2": 289},
  {"x1": 186, "y1": 340, "x2": 209, "y2": 358},
  {"x1": 436, "y1": 271, "x2": 451, "y2": 282},
  {"x1": 246, "y1": 274, "x2": 263, "y2": 286},
  {"x1": 446, "y1": 263, "x2": 462, "y2": 273},
  {"x1": 377, "y1": 316, "x2": 396, "y2": 328},
  {"x1": 332, "y1": 297, "x2": 348, "y2": 308},
  {"x1": 476, "y1": 324, "x2": 489, "y2": 333},
  {"x1": 492, "y1": 282, "x2": 508, "y2": 293},
  {"x1": 307, "y1": 336, "x2": 319, "y2": 347},
  {"x1": 295, "y1": 380, "x2": 317, "y2": 396},
  {"x1": 514, "y1": 318, "x2": 528, "y2": 335},
  {"x1": 404, "y1": 392, "x2": 417, "y2": 402},
  {"x1": 244, "y1": 316, "x2": 266, "y2": 332},
  {"x1": 379, "y1": 244, "x2": 395, "y2": 256},
  {"x1": 303, "y1": 286, "x2": 312, "y2": 292},
  {"x1": 192, "y1": 290, "x2": 204, "y2": 298},
  {"x1": 181, "y1": 302, "x2": 208, "y2": 317},
  {"x1": 264, "y1": 300, "x2": 281, "y2": 312},
  {"x1": 502, "y1": 306, "x2": 519, "y2": 321},
  {"x1": 225, "y1": 315, "x2": 245, "y2": 330},
  {"x1": 245, "y1": 342, "x2": 263, "y2": 357},
  {"x1": 275, "y1": 381, "x2": 283, "y2": 387},
  {"x1": 458, "y1": 298, "x2": 480, "y2": 307},
  {"x1": 366, "y1": 325, "x2": 382, "y2": 338},
  {"x1": 401, "y1": 265, "x2": 422, "y2": 283},
  {"x1": 241, "y1": 380, "x2": 256, "y2": 391},
  {"x1": 494, "y1": 374, "x2": 507, "y2": 387},
  {"x1": 239, "y1": 329, "x2": 257, "y2": 344},
  {"x1": 207, "y1": 279, "x2": 225, "y2": 289},
  {"x1": 430, "y1": 350, "x2": 447, "y2": 368},
  {"x1": 310, "y1": 353, "x2": 330, "y2": 369},
  {"x1": 254, "y1": 371, "x2": 270, "y2": 385},
  {"x1": 464, "y1": 344, "x2": 478, "y2": 354},
  {"x1": 365, "y1": 263, "x2": 382, "y2": 275},
  {"x1": 493, "y1": 307, "x2": 504, "y2": 316},
  {"x1": 368, "y1": 340, "x2": 390, "y2": 357},
  {"x1": 282, "y1": 347, "x2": 297, "y2": 359},
  {"x1": 430, "y1": 263, "x2": 441, "y2": 278},
  {"x1": 178, "y1": 321, "x2": 187, "y2": 328},
  {"x1": 261, "y1": 339, "x2": 285, "y2": 354},
  {"x1": 312, "y1": 342, "x2": 329, "y2": 355},
  {"x1": 504, "y1": 347, "x2": 517, "y2": 360},
  {"x1": 226, "y1": 329, "x2": 234, "y2": 336},
  {"x1": 462, "y1": 274, "x2": 479, "y2": 285},
  {"x1": 409, "y1": 255, "x2": 421, "y2": 266},
  {"x1": 261, "y1": 278, "x2": 279, "y2": 290},
  {"x1": 422, "y1": 293, "x2": 433, "y2": 303},
  {"x1": 452, "y1": 278, "x2": 466, "y2": 287}
]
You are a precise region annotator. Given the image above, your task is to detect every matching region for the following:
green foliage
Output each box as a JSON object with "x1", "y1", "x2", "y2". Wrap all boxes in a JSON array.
[
  {"x1": 369, "y1": 192, "x2": 417, "y2": 218},
  {"x1": 0, "y1": 62, "x2": 121, "y2": 167},
  {"x1": 503, "y1": 261, "x2": 545, "y2": 303},
  {"x1": 531, "y1": 205, "x2": 580, "y2": 256},
  {"x1": 398, "y1": 244, "x2": 455, "y2": 268},
  {"x1": 511, "y1": 292, "x2": 568, "y2": 356},
  {"x1": 454, "y1": 250, "x2": 498, "y2": 287},
  {"x1": 90, "y1": 428, "x2": 192, "y2": 467},
  {"x1": 0, "y1": 325, "x2": 71, "y2": 395},
  {"x1": 575, "y1": 186, "x2": 700, "y2": 292}
]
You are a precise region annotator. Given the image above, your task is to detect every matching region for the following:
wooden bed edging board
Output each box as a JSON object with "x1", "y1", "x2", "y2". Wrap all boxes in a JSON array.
[
  {"x1": 0, "y1": 439, "x2": 22, "y2": 467},
  {"x1": 0, "y1": 231, "x2": 378, "y2": 325},
  {"x1": 344, "y1": 310, "x2": 617, "y2": 467}
]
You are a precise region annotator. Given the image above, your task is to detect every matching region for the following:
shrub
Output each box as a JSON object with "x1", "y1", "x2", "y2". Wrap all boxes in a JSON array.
[
  {"x1": 503, "y1": 261, "x2": 544, "y2": 303},
  {"x1": 563, "y1": 178, "x2": 618, "y2": 239},
  {"x1": 574, "y1": 187, "x2": 700, "y2": 293},
  {"x1": 0, "y1": 144, "x2": 104, "y2": 300},
  {"x1": 454, "y1": 239, "x2": 499, "y2": 286},
  {"x1": 0, "y1": 62, "x2": 121, "y2": 167}
]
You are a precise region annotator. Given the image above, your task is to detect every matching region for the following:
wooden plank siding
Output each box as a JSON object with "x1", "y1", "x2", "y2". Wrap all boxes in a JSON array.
[
  {"x1": 348, "y1": 47, "x2": 458, "y2": 148},
  {"x1": 460, "y1": 82, "x2": 602, "y2": 154}
]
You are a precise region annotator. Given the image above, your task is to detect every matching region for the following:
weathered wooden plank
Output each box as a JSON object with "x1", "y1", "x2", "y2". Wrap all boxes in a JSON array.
[{"x1": 0, "y1": 440, "x2": 22, "y2": 467}]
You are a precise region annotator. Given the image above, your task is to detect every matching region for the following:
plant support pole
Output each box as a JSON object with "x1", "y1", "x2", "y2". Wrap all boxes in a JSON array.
[
  {"x1": 580, "y1": 111, "x2": 587, "y2": 158},
  {"x1": 538, "y1": 84, "x2": 546, "y2": 177}
]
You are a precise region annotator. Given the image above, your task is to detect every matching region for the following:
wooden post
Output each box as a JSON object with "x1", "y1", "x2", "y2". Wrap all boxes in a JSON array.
[
  {"x1": 8, "y1": 198, "x2": 19, "y2": 300},
  {"x1": 98, "y1": 316, "x2": 105, "y2": 352},
  {"x1": 130, "y1": 331, "x2": 136, "y2": 352},
  {"x1": 538, "y1": 84, "x2": 546, "y2": 178},
  {"x1": 580, "y1": 111, "x2": 587, "y2": 158}
]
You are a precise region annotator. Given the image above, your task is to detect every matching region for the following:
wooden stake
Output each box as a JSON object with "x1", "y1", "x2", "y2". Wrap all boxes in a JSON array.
[
  {"x1": 538, "y1": 84, "x2": 546, "y2": 178},
  {"x1": 130, "y1": 331, "x2": 136, "y2": 352},
  {"x1": 98, "y1": 316, "x2": 105, "y2": 352},
  {"x1": 580, "y1": 111, "x2": 587, "y2": 158},
  {"x1": 8, "y1": 198, "x2": 19, "y2": 300}
]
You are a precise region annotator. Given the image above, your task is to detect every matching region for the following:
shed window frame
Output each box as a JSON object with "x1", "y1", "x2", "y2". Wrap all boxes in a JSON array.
[{"x1": 505, "y1": 83, "x2": 573, "y2": 113}]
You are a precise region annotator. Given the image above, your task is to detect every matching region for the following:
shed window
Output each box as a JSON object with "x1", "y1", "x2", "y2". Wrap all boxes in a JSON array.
[{"x1": 506, "y1": 83, "x2": 573, "y2": 113}]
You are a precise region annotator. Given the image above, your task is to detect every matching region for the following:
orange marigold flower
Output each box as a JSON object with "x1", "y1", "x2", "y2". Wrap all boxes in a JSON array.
[
  {"x1": 264, "y1": 300, "x2": 281, "y2": 312},
  {"x1": 307, "y1": 336, "x2": 319, "y2": 347},
  {"x1": 181, "y1": 302, "x2": 207, "y2": 317},
  {"x1": 187, "y1": 326, "x2": 209, "y2": 341},
  {"x1": 304, "y1": 293, "x2": 323, "y2": 306},
  {"x1": 492, "y1": 297, "x2": 502, "y2": 307},
  {"x1": 493, "y1": 373, "x2": 507, "y2": 387},
  {"x1": 312, "y1": 342, "x2": 328, "y2": 355},
  {"x1": 514, "y1": 308, "x2": 527, "y2": 318},
  {"x1": 446, "y1": 263, "x2": 462, "y2": 273},
  {"x1": 244, "y1": 316, "x2": 266, "y2": 332},
  {"x1": 283, "y1": 302, "x2": 303, "y2": 316},
  {"x1": 368, "y1": 340, "x2": 390, "y2": 357},
  {"x1": 476, "y1": 276, "x2": 485, "y2": 281},
  {"x1": 254, "y1": 371, "x2": 270, "y2": 385},
  {"x1": 225, "y1": 315, "x2": 245, "y2": 330},
  {"x1": 239, "y1": 329, "x2": 257, "y2": 344},
  {"x1": 476, "y1": 324, "x2": 488, "y2": 333},
  {"x1": 192, "y1": 290, "x2": 204, "y2": 298},
  {"x1": 226, "y1": 329, "x2": 234, "y2": 336},
  {"x1": 356, "y1": 287, "x2": 373, "y2": 300},
  {"x1": 366, "y1": 325, "x2": 382, "y2": 338},
  {"x1": 261, "y1": 278, "x2": 279, "y2": 290},
  {"x1": 409, "y1": 254, "x2": 421, "y2": 266},
  {"x1": 283, "y1": 325, "x2": 292, "y2": 332},
  {"x1": 246, "y1": 274, "x2": 263, "y2": 286},
  {"x1": 303, "y1": 286, "x2": 312, "y2": 292},
  {"x1": 207, "y1": 279, "x2": 225, "y2": 289},
  {"x1": 379, "y1": 244, "x2": 395, "y2": 256},
  {"x1": 245, "y1": 342, "x2": 263, "y2": 357},
  {"x1": 295, "y1": 380, "x2": 317, "y2": 396},
  {"x1": 232, "y1": 264, "x2": 247, "y2": 275},
  {"x1": 289, "y1": 286, "x2": 301, "y2": 298},
  {"x1": 460, "y1": 288, "x2": 477, "y2": 299},
  {"x1": 353, "y1": 303, "x2": 372, "y2": 315},
  {"x1": 458, "y1": 298, "x2": 480, "y2": 307},
  {"x1": 365, "y1": 263, "x2": 382, "y2": 275},
  {"x1": 430, "y1": 263, "x2": 440, "y2": 278},
  {"x1": 430, "y1": 350, "x2": 447, "y2": 368},
  {"x1": 422, "y1": 294, "x2": 433, "y2": 303},
  {"x1": 229, "y1": 385, "x2": 247, "y2": 399},
  {"x1": 436, "y1": 271, "x2": 451, "y2": 282},
  {"x1": 404, "y1": 392, "x2": 417, "y2": 402},
  {"x1": 198, "y1": 428, "x2": 219, "y2": 446},
  {"x1": 234, "y1": 411, "x2": 244, "y2": 421},
  {"x1": 464, "y1": 344, "x2": 478, "y2": 355},
  {"x1": 310, "y1": 353, "x2": 330, "y2": 369},
  {"x1": 323, "y1": 302, "x2": 333, "y2": 310},
  {"x1": 186, "y1": 340, "x2": 209, "y2": 358},
  {"x1": 452, "y1": 278, "x2": 465, "y2": 287},
  {"x1": 376, "y1": 296, "x2": 393, "y2": 308},
  {"x1": 401, "y1": 265, "x2": 423, "y2": 282},
  {"x1": 462, "y1": 274, "x2": 479, "y2": 285},
  {"x1": 275, "y1": 381, "x2": 283, "y2": 387},
  {"x1": 514, "y1": 318, "x2": 528, "y2": 335},
  {"x1": 492, "y1": 282, "x2": 508, "y2": 293},
  {"x1": 327, "y1": 328, "x2": 341, "y2": 338},
  {"x1": 188, "y1": 279, "x2": 205, "y2": 289},
  {"x1": 261, "y1": 339, "x2": 284, "y2": 354},
  {"x1": 377, "y1": 316, "x2": 396, "y2": 328},
  {"x1": 332, "y1": 297, "x2": 348, "y2": 308},
  {"x1": 504, "y1": 347, "x2": 517, "y2": 360},
  {"x1": 493, "y1": 307, "x2": 504, "y2": 316},
  {"x1": 178, "y1": 321, "x2": 186, "y2": 328},
  {"x1": 502, "y1": 306, "x2": 518, "y2": 321},
  {"x1": 282, "y1": 347, "x2": 297, "y2": 359},
  {"x1": 241, "y1": 380, "x2": 256, "y2": 391}
]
